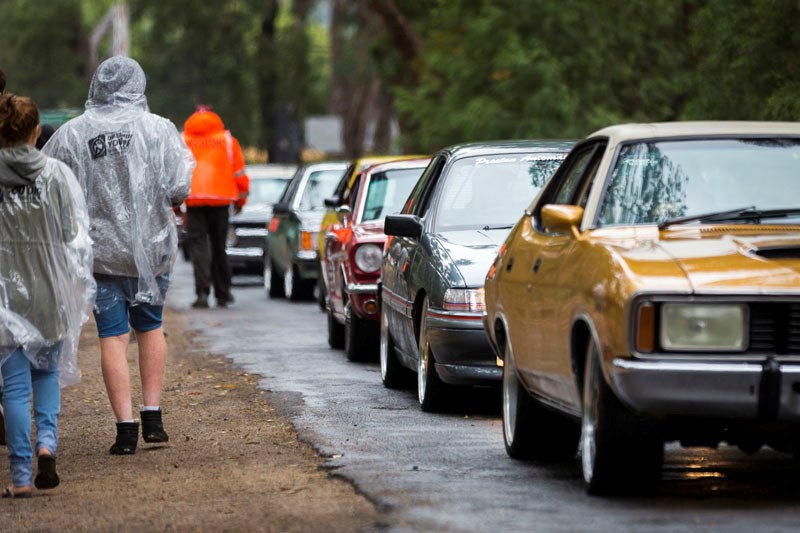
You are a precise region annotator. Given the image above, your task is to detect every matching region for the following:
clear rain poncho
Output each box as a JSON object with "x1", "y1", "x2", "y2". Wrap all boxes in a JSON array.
[
  {"x1": 0, "y1": 145, "x2": 95, "y2": 387},
  {"x1": 43, "y1": 56, "x2": 194, "y2": 306}
]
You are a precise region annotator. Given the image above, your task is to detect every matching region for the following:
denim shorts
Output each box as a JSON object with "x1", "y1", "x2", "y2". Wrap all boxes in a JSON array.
[{"x1": 93, "y1": 275, "x2": 170, "y2": 338}]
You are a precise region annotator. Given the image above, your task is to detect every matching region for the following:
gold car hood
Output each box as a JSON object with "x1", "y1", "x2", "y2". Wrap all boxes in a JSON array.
[{"x1": 593, "y1": 225, "x2": 800, "y2": 294}]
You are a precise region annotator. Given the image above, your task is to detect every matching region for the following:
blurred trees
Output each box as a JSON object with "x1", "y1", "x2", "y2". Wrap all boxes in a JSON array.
[{"x1": 3, "y1": 1, "x2": 800, "y2": 157}]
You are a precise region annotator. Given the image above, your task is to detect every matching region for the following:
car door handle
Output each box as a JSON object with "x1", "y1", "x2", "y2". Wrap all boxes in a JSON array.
[
  {"x1": 532, "y1": 257, "x2": 542, "y2": 274},
  {"x1": 505, "y1": 257, "x2": 515, "y2": 272}
]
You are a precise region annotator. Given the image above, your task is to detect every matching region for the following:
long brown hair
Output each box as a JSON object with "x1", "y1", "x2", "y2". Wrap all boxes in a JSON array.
[{"x1": 0, "y1": 93, "x2": 39, "y2": 147}]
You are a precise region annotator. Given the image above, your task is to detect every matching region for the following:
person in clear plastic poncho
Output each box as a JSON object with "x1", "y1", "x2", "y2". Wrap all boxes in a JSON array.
[
  {"x1": 0, "y1": 93, "x2": 94, "y2": 497},
  {"x1": 44, "y1": 56, "x2": 194, "y2": 456}
]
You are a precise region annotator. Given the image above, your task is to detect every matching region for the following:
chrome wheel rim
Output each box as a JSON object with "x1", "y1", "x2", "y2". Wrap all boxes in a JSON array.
[
  {"x1": 502, "y1": 344, "x2": 517, "y2": 446},
  {"x1": 379, "y1": 310, "x2": 390, "y2": 381},
  {"x1": 417, "y1": 301, "x2": 428, "y2": 404},
  {"x1": 284, "y1": 267, "x2": 294, "y2": 298},
  {"x1": 581, "y1": 344, "x2": 599, "y2": 483}
]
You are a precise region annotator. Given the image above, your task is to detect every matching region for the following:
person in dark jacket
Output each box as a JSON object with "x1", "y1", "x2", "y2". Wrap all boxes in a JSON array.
[
  {"x1": 0, "y1": 93, "x2": 94, "y2": 497},
  {"x1": 44, "y1": 57, "x2": 194, "y2": 455}
]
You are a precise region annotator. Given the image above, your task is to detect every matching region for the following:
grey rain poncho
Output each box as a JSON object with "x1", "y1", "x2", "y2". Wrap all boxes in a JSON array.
[
  {"x1": 44, "y1": 56, "x2": 194, "y2": 306},
  {"x1": 0, "y1": 145, "x2": 95, "y2": 387}
]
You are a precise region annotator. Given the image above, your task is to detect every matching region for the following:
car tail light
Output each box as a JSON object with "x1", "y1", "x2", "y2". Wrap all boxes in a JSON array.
[
  {"x1": 300, "y1": 231, "x2": 316, "y2": 251},
  {"x1": 268, "y1": 217, "x2": 280, "y2": 233}
]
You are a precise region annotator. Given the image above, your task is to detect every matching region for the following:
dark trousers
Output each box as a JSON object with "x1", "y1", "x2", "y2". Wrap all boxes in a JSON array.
[{"x1": 186, "y1": 205, "x2": 232, "y2": 301}]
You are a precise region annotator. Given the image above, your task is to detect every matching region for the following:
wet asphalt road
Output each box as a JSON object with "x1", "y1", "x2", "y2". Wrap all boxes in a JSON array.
[{"x1": 168, "y1": 259, "x2": 800, "y2": 532}]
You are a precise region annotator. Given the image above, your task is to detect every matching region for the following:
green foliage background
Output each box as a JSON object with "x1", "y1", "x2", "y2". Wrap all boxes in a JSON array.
[{"x1": 2, "y1": 0, "x2": 800, "y2": 153}]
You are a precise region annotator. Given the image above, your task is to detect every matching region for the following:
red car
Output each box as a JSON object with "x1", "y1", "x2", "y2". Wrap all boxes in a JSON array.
[{"x1": 323, "y1": 158, "x2": 431, "y2": 360}]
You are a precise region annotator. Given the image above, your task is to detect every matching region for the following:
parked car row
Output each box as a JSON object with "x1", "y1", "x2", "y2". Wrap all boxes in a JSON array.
[{"x1": 251, "y1": 120, "x2": 800, "y2": 497}]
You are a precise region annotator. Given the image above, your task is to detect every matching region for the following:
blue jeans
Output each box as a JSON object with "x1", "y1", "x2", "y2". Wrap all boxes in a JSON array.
[
  {"x1": 1, "y1": 347, "x2": 61, "y2": 487},
  {"x1": 94, "y1": 274, "x2": 170, "y2": 338}
]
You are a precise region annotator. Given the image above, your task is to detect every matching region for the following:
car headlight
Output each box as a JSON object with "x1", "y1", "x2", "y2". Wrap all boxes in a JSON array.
[
  {"x1": 660, "y1": 303, "x2": 747, "y2": 351},
  {"x1": 354, "y1": 244, "x2": 382, "y2": 273},
  {"x1": 443, "y1": 288, "x2": 485, "y2": 313}
]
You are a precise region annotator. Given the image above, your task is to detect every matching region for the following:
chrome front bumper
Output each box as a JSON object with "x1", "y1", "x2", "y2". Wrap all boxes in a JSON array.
[
  {"x1": 346, "y1": 282, "x2": 378, "y2": 295},
  {"x1": 610, "y1": 357, "x2": 800, "y2": 422}
]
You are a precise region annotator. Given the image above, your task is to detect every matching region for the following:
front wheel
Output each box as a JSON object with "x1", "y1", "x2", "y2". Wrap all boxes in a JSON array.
[
  {"x1": 502, "y1": 341, "x2": 578, "y2": 460},
  {"x1": 581, "y1": 340, "x2": 663, "y2": 495},
  {"x1": 264, "y1": 257, "x2": 284, "y2": 298},
  {"x1": 327, "y1": 304, "x2": 345, "y2": 349},
  {"x1": 417, "y1": 298, "x2": 449, "y2": 412}
]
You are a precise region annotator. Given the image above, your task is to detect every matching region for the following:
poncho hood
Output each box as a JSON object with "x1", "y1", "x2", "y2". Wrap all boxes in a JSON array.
[
  {"x1": 86, "y1": 56, "x2": 147, "y2": 111},
  {"x1": 184, "y1": 110, "x2": 225, "y2": 136},
  {"x1": 0, "y1": 145, "x2": 47, "y2": 187}
]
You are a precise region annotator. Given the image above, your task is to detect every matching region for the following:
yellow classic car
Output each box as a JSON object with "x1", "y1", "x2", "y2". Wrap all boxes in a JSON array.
[{"x1": 483, "y1": 122, "x2": 800, "y2": 496}]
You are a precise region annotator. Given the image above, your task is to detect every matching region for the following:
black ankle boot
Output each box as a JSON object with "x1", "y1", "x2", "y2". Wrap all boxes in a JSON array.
[
  {"x1": 141, "y1": 409, "x2": 169, "y2": 443},
  {"x1": 110, "y1": 422, "x2": 139, "y2": 455}
]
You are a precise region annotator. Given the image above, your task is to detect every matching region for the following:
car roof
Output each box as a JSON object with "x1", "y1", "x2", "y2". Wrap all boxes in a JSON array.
[
  {"x1": 246, "y1": 164, "x2": 297, "y2": 179},
  {"x1": 354, "y1": 155, "x2": 427, "y2": 172},
  {"x1": 439, "y1": 140, "x2": 576, "y2": 159},
  {"x1": 362, "y1": 157, "x2": 432, "y2": 175},
  {"x1": 588, "y1": 121, "x2": 800, "y2": 144}
]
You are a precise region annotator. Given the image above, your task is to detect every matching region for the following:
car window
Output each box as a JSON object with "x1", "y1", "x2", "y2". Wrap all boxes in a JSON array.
[
  {"x1": 361, "y1": 167, "x2": 426, "y2": 222},
  {"x1": 248, "y1": 178, "x2": 290, "y2": 205},
  {"x1": 552, "y1": 147, "x2": 595, "y2": 205},
  {"x1": 297, "y1": 169, "x2": 343, "y2": 211},
  {"x1": 403, "y1": 156, "x2": 443, "y2": 215},
  {"x1": 597, "y1": 138, "x2": 800, "y2": 226},
  {"x1": 348, "y1": 175, "x2": 362, "y2": 210},
  {"x1": 433, "y1": 152, "x2": 566, "y2": 231}
]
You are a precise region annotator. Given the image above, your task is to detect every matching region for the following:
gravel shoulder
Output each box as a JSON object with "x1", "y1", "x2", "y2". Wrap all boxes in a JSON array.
[{"x1": 0, "y1": 308, "x2": 379, "y2": 532}]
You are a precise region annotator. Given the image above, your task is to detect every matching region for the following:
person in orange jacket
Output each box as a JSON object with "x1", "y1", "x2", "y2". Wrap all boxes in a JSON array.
[{"x1": 182, "y1": 106, "x2": 249, "y2": 308}]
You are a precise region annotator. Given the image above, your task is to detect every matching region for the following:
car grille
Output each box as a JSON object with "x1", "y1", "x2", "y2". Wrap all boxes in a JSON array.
[
  {"x1": 231, "y1": 223, "x2": 267, "y2": 248},
  {"x1": 749, "y1": 302, "x2": 800, "y2": 354}
]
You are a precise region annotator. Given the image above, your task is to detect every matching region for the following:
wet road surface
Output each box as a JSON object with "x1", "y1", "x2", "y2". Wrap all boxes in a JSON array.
[{"x1": 168, "y1": 260, "x2": 800, "y2": 532}]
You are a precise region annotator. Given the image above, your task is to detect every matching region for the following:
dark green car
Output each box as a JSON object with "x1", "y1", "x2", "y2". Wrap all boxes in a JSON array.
[
  {"x1": 380, "y1": 140, "x2": 574, "y2": 411},
  {"x1": 265, "y1": 162, "x2": 348, "y2": 300}
]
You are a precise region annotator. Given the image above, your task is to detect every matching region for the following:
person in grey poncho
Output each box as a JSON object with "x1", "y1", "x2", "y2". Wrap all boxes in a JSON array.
[
  {"x1": 44, "y1": 56, "x2": 194, "y2": 455},
  {"x1": 0, "y1": 93, "x2": 94, "y2": 497}
]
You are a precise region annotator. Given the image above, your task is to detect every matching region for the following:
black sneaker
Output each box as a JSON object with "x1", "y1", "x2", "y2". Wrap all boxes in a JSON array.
[
  {"x1": 191, "y1": 295, "x2": 209, "y2": 309},
  {"x1": 216, "y1": 294, "x2": 235, "y2": 307},
  {"x1": 141, "y1": 409, "x2": 169, "y2": 443},
  {"x1": 109, "y1": 422, "x2": 139, "y2": 455}
]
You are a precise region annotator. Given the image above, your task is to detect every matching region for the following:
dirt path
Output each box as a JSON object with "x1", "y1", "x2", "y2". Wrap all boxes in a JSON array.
[{"x1": 0, "y1": 309, "x2": 380, "y2": 532}]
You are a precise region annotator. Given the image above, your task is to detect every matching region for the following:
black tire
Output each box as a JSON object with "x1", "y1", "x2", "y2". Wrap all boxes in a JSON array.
[
  {"x1": 581, "y1": 340, "x2": 663, "y2": 496},
  {"x1": 285, "y1": 265, "x2": 314, "y2": 301},
  {"x1": 345, "y1": 301, "x2": 378, "y2": 362},
  {"x1": 503, "y1": 342, "x2": 579, "y2": 460},
  {"x1": 380, "y1": 307, "x2": 412, "y2": 389},
  {"x1": 327, "y1": 304, "x2": 345, "y2": 349},
  {"x1": 264, "y1": 257, "x2": 284, "y2": 299},
  {"x1": 417, "y1": 298, "x2": 449, "y2": 412},
  {"x1": 317, "y1": 278, "x2": 327, "y2": 311}
]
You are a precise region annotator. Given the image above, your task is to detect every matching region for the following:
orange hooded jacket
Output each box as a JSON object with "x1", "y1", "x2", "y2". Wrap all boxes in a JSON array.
[{"x1": 183, "y1": 110, "x2": 249, "y2": 208}]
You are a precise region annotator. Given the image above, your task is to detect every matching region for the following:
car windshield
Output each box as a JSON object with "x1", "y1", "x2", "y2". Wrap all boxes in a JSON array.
[
  {"x1": 434, "y1": 153, "x2": 565, "y2": 231},
  {"x1": 361, "y1": 168, "x2": 425, "y2": 222},
  {"x1": 297, "y1": 169, "x2": 343, "y2": 211},
  {"x1": 598, "y1": 139, "x2": 800, "y2": 226},
  {"x1": 248, "y1": 178, "x2": 289, "y2": 205}
]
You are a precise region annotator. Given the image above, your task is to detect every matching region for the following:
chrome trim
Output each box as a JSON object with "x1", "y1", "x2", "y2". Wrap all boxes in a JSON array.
[
  {"x1": 347, "y1": 282, "x2": 378, "y2": 295},
  {"x1": 425, "y1": 308, "x2": 484, "y2": 330},
  {"x1": 225, "y1": 247, "x2": 264, "y2": 258},
  {"x1": 610, "y1": 358, "x2": 764, "y2": 419},
  {"x1": 296, "y1": 250, "x2": 318, "y2": 260},
  {"x1": 382, "y1": 285, "x2": 414, "y2": 319},
  {"x1": 234, "y1": 227, "x2": 268, "y2": 237}
]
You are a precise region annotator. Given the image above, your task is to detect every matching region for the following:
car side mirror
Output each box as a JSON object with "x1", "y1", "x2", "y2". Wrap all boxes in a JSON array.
[
  {"x1": 385, "y1": 214, "x2": 423, "y2": 239},
  {"x1": 336, "y1": 205, "x2": 351, "y2": 224},
  {"x1": 324, "y1": 197, "x2": 340, "y2": 208},
  {"x1": 272, "y1": 202, "x2": 289, "y2": 215},
  {"x1": 541, "y1": 204, "x2": 584, "y2": 236}
]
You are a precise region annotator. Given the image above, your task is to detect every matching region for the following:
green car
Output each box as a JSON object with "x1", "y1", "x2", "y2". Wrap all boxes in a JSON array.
[{"x1": 265, "y1": 162, "x2": 348, "y2": 300}]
